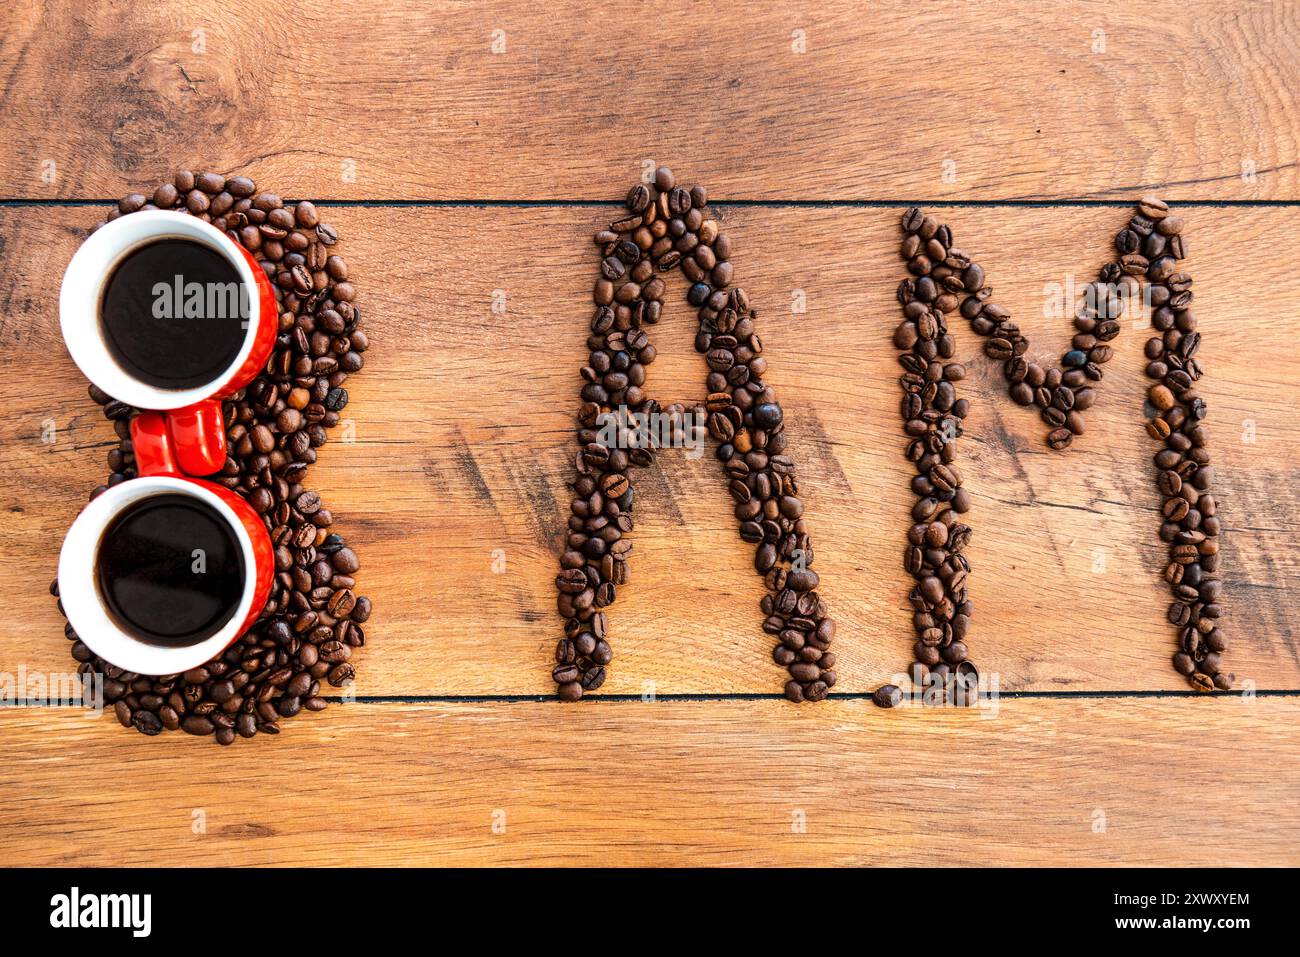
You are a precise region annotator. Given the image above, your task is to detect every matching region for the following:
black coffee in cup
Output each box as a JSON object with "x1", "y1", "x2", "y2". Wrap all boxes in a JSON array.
[
  {"x1": 95, "y1": 493, "x2": 245, "y2": 647},
  {"x1": 99, "y1": 238, "x2": 248, "y2": 390}
]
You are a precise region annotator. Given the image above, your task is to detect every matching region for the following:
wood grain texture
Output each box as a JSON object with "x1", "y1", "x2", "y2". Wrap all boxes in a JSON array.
[
  {"x1": 1, "y1": 0, "x2": 1298, "y2": 200},
  {"x1": 1, "y1": 699, "x2": 1296, "y2": 867},
  {"x1": 0, "y1": 204, "x2": 1297, "y2": 696},
  {"x1": 1, "y1": 0, "x2": 1298, "y2": 870}
]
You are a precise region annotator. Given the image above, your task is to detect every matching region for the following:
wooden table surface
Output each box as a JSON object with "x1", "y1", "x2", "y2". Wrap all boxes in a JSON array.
[{"x1": 1, "y1": 0, "x2": 1297, "y2": 867}]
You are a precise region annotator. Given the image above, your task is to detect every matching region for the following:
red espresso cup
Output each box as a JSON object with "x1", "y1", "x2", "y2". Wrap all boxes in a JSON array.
[{"x1": 57, "y1": 210, "x2": 278, "y2": 674}]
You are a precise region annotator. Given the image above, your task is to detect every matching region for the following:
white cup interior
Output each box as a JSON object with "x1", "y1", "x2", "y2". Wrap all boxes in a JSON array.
[
  {"x1": 59, "y1": 210, "x2": 262, "y2": 410},
  {"x1": 58, "y1": 477, "x2": 260, "y2": 676}
]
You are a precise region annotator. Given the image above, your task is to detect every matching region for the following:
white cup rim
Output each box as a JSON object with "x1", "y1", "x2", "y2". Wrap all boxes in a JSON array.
[
  {"x1": 59, "y1": 210, "x2": 262, "y2": 410},
  {"x1": 58, "y1": 477, "x2": 259, "y2": 676}
]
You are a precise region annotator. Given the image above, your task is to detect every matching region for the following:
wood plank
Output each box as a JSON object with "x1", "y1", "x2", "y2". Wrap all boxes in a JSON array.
[
  {"x1": 1, "y1": 1, "x2": 1297, "y2": 200},
  {"x1": 0, "y1": 698, "x2": 1296, "y2": 866},
  {"x1": 1, "y1": 204, "x2": 1297, "y2": 695}
]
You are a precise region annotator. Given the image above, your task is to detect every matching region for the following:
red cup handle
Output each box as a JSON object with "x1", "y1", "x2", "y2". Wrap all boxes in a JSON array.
[{"x1": 131, "y1": 400, "x2": 227, "y2": 477}]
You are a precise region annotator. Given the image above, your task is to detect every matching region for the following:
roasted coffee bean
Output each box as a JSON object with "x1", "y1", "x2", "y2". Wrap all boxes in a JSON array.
[
  {"x1": 873, "y1": 684, "x2": 904, "y2": 709},
  {"x1": 554, "y1": 171, "x2": 834, "y2": 701},
  {"x1": 889, "y1": 198, "x2": 1223, "y2": 697},
  {"x1": 1047, "y1": 428, "x2": 1073, "y2": 451},
  {"x1": 62, "y1": 172, "x2": 372, "y2": 743},
  {"x1": 131, "y1": 709, "x2": 163, "y2": 736},
  {"x1": 626, "y1": 183, "x2": 651, "y2": 213},
  {"x1": 182, "y1": 715, "x2": 215, "y2": 736}
]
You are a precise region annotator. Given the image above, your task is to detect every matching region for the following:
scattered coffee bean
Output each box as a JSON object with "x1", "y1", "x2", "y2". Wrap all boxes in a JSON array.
[{"x1": 873, "y1": 684, "x2": 903, "y2": 709}]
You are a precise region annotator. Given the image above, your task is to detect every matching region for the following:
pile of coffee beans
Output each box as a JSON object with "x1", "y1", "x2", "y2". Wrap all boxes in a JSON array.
[
  {"x1": 1134, "y1": 202, "x2": 1228, "y2": 692},
  {"x1": 52, "y1": 170, "x2": 372, "y2": 744},
  {"x1": 889, "y1": 197, "x2": 1225, "y2": 704},
  {"x1": 554, "y1": 167, "x2": 836, "y2": 702}
]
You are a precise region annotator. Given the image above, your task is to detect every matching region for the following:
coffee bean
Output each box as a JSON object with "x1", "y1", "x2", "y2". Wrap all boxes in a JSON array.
[
  {"x1": 873, "y1": 684, "x2": 904, "y2": 708},
  {"x1": 182, "y1": 715, "x2": 215, "y2": 736},
  {"x1": 1138, "y1": 196, "x2": 1169, "y2": 220},
  {"x1": 131, "y1": 709, "x2": 163, "y2": 736},
  {"x1": 1149, "y1": 384, "x2": 1175, "y2": 411},
  {"x1": 752, "y1": 403, "x2": 783, "y2": 429},
  {"x1": 1047, "y1": 428, "x2": 1073, "y2": 451},
  {"x1": 331, "y1": 547, "x2": 360, "y2": 574},
  {"x1": 600, "y1": 472, "x2": 630, "y2": 498},
  {"x1": 626, "y1": 184, "x2": 651, "y2": 212}
]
